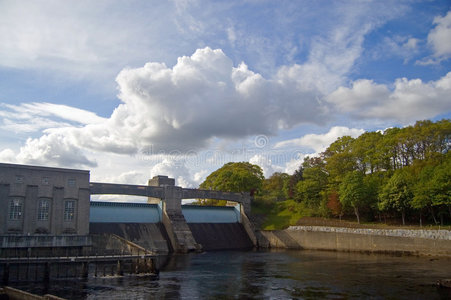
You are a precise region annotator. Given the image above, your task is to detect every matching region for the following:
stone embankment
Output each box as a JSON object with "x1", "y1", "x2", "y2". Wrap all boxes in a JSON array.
[
  {"x1": 257, "y1": 226, "x2": 451, "y2": 257},
  {"x1": 289, "y1": 226, "x2": 451, "y2": 240}
]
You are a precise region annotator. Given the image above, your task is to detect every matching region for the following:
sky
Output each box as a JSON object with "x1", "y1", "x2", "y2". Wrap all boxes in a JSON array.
[{"x1": 0, "y1": 0, "x2": 450, "y2": 194}]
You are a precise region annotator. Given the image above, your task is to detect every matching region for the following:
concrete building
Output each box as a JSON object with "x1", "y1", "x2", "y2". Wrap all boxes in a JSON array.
[{"x1": 0, "y1": 163, "x2": 90, "y2": 236}]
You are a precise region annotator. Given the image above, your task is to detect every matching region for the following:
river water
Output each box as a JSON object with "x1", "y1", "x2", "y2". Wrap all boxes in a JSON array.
[{"x1": 9, "y1": 250, "x2": 451, "y2": 299}]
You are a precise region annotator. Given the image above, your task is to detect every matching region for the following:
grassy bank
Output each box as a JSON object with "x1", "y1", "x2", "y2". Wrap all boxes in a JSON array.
[
  {"x1": 252, "y1": 200, "x2": 451, "y2": 231},
  {"x1": 252, "y1": 200, "x2": 313, "y2": 230}
]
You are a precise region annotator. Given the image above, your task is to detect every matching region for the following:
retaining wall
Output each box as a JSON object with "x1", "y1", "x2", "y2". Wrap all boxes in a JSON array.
[
  {"x1": 257, "y1": 226, "x2": 451, "y2": 257},
  {"x1": 89, "y1": 223, "x2": 171, "y2": 253},
  {"x1": 188, "y1": 223, "x2": 253, "y2": 251}
]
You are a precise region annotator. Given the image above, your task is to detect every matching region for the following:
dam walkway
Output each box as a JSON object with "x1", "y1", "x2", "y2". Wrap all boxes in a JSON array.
[{"x1": 89, "y1": 175, "x2": 257, "y2": 253}]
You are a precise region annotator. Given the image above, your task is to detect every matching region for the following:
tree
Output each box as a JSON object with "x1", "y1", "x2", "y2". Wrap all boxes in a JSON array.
[
  {"x1": 295, "y1": 156, "x2": 328, "y2": 209},
  {"x1": 339, "y1": 171, "x2": 368, "y2": 223},
  {"x1": 353, "y1": 131, "x2": 386, "y2": 174},
  {"x1": 198, "y1": 162, "x2": 264, "y2": 205},
  {"x1": 378, "y1": 168, "x2": 414, "y2": 225},
  {"x1": 323, "y1": 136, "x2": 357, "y2": 188},
  {"x1": 283, "y1": 166, "x2": 303, "y2": 199},
  {"x1": 413, "y1": 153, "x2": 451, "y2": 225},
  {"x1": 261, "y1": 172, "x2": 290, "y2": 203},
  {"x1": 326, "y1": 190, "x2": 342, "y2": 219},
  {"x1": 382, "y1": 127, "x2": 403, "y2": 170},
  {"x1": 364, "y1": 172, "x2": 387, "y2": 222}
]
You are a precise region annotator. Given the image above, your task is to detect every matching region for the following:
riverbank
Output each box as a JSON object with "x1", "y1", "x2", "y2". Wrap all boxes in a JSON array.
[{"x1": 257, "y1": 226, "x2": 451, "y2": 257}]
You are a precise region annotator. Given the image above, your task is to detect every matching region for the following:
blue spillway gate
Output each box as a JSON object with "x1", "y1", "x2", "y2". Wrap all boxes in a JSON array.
[{"x1": 90, "y1": 201, "x2": 241, "y2": 223}]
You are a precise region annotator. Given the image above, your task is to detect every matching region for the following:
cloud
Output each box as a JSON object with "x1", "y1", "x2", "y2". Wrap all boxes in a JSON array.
[
  {"x1": 193, "y1": 169, "x2": 209, "y2": 185},
  {"x1": 2, "y1": 44, "x2": 449, "y2": 171},
  {"x1": 0, "y1": 1, "x2": 182, "y2": 80},
  {"x1": 92, "y1": 47, "x2": 328, "y2": 153},
  {"x1": 275, "y1": 126, "x2": 364, "y2": 153},
  {"x1": 404, "y1": 37, "x2": 419, "y2": 50},
  {"x1": 149, "y1": 158, "x2": 194, "y2": 188},
  {"x1": 374, "y1": 36, "x2": 421, "y2": 63},
  {"x1": 327, "y1": 72, "x2": 451, "y2": 124},
  {"x1": 284, "y1": 152, "x2": 307, "y2": 175},
  {"x1": 249, "y1": 154, "x2": 283, "y2": 178},
  {"x1": 1, "y1": 47, "x2": 329, "y2": 167},
  {"x1": 96, "y1": 171, "x2": 148, "y2": 185},
  {"x1": 256, "y1": 126, "x2": 364, "y2": 176},
  {"x1": 416, "y1": 10, "x2": 451, "y2": 65},
  {"x1": 0, "y1": 102, "x2": 106, "y2": 133},
  {"x1": 1, "y1": 134, "x2": 97, "y2": 168},
  {"x1": 0, "y1": 149, "x2": 16, "y2": 162},
  {"x1": 428, "y1": 10, "x2": 451, "y2": 60}
]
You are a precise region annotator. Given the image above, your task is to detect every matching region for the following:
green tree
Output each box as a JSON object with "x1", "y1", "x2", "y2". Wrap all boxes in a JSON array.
[
  {"x1": 413, "y1": 153, "x2": 451, "y2": 224},
  {"x1": 283, "y1": 166, "x2": 303, "y2": 199},
  {"x1": 260, "y1": 172, "x2": 290, "y2": 203},
  {"x1": 295, "y1": 156, "x2": 328, "y2": 209},
  {"x1": 197, "y1": 162, "x2": 264, "y2": 205},
  {"x1": 378, "y1": 168, "x2": 414, "y2": 225},
  {"x1": 339, "y1": 171, "x2": 368, "y2": 223},
  {"x1": 323, "y1": 136, "x2": 357, "y2": 188},
  {"x1": 353, "y1": 131, "x2": 386, "y2": 174},
  {"x1": 382, "y1": 127, "x2": 403, "y2": 170}
]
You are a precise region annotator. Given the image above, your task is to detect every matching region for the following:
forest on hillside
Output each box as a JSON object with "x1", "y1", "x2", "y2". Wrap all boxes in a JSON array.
[{"x1": 198, "y1": 119, "x2": 450, "y2": 227}]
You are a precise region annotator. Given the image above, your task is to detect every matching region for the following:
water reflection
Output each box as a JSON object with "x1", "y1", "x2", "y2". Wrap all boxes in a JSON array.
[{"x1": 7, "y1": 250, "x2": 451, "y2": 299}]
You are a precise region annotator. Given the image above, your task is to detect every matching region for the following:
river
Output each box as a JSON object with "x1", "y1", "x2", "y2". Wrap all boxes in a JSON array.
[{"x1": 8, "y1": 250, "x2": 451, "y2": 299}]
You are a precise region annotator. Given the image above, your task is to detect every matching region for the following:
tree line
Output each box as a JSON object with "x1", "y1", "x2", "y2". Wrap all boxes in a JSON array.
[
  {"x1": 259, "y1": 119, "x2": 450, "y2": 225},
  {"x1": 198, "y1": 119, "x2": 450, "y2": 226}
]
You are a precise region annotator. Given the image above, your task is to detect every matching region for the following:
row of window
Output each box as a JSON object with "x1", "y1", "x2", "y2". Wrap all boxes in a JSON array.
[
  {"x1": 8, "y1": 198, "x2": 76, "y2": 221},
  {"x1": 15, "y1": 175, "x2": 77, "y2": 186}
]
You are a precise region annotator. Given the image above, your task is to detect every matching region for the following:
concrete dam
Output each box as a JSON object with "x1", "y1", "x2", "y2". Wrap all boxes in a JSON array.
[
  {"x1": 88, "y1": 175, "x2": 257, "y2": 253},
  {"x1": 89, "y1": 202, "x2": 254, "y2": 253}
]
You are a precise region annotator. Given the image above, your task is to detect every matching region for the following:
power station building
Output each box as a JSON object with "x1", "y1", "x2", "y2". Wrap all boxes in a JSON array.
[{"x1": 0, "y1": 163, "x2": 90, "y2": 236}]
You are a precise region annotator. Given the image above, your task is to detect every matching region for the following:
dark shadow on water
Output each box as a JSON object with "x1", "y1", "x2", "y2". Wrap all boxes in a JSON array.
[{"x1": 4, "y1": 250, "x2": 450, "y2": 299}]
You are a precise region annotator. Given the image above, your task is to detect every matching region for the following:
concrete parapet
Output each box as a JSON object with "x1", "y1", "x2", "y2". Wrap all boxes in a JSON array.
[
  {"x1": 258, "y1": 226, "x2": 451, "y2": 257},
  {"x1": 90, "y1": 182, "x2": 164, "y2": 198},
  {"x1": 2, "y1": 286, "x2": 65, "y2": 300},
  {"x1": 240, "y1": 207, "x2": 257, "y2": 247}
]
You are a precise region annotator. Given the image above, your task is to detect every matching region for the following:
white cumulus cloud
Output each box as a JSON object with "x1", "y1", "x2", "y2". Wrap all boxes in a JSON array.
[
  {"x1": 428, "y1": 10, "x2": 451, "y2": 60},
  {"x1": 249, "y1": 154, "x2": 283, "y2": 178},
  {"x1": 149, "y1": 158, "x2": 194, "y2": 188},
  {"x1": 327, "y1": 72, "x2": 451, "y2": 124},
  {"x1": 275, "y1": 126, "x2": 365, "y2": 153},
  {"x1": 3, "y1": 134, "x2": 97, "y2": 168}
]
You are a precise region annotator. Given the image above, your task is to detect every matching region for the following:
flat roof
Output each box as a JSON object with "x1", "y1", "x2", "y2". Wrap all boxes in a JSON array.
[{"x1": 0, "y1": 162, "x2": 90, "y2": 174}]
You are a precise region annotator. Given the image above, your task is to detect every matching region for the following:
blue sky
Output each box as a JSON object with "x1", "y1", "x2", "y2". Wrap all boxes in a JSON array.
[{"x1": 0, "y1": 0, "x2": 450, "y2": 191}]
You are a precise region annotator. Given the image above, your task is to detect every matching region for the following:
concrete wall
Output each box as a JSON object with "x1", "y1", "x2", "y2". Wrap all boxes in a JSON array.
[
  {"x1": 257, "y1": 226, "x2": 451, "y2": 257},
  {"x1": 188, "y1": 223, "x2": 254, "y2": 251},
  {"x1": 1, "y1": 286, "x2": 64, "y2": 300},
  {"x1": 0, "y1": 163, "x2": 90, "y2": 235},
  {"x1": 89, "y1": 223, "x2": 171, "y2": 253}
]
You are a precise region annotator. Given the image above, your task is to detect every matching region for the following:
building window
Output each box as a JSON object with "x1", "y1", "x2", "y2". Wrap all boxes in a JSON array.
[
  {"x1": 67, "y1": 178, "x2": 76, "y2": 187},
  {"x1": 37, "y1": 199, "x2": 50, "y2": 221},
  {"x1": 42, "y1": 177, "x2": 50, "y2": 185},
  {"x1": 15, "y1": 175, "x2": 24, "y2": 184},
  {"x1": 64, "y1": 200, "x2": 75, "y2": 221},
  {"x1": 9, "y1": 198, "x2": 23, "y2": 220}
]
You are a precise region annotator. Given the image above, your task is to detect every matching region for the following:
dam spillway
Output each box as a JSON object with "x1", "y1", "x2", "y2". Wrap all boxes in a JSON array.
[{"x1": 89, "y1": 201, "x2": 254, "y2": 252}]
